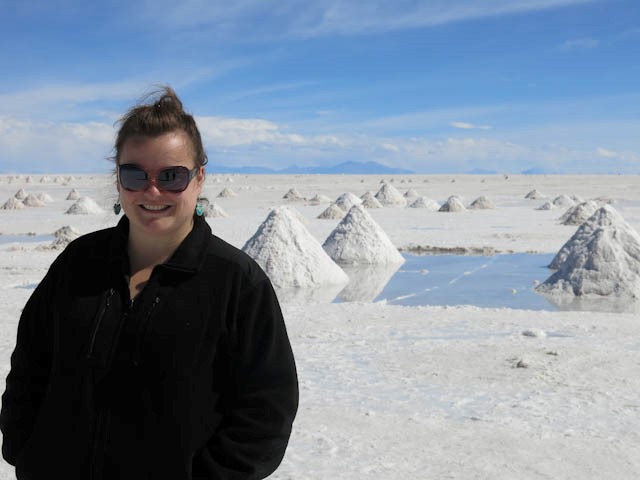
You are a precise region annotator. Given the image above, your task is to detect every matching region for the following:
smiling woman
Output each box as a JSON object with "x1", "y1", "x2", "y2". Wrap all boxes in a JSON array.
[{"x1": 0, "y1": 86, "x2": 299, "y2": 480}]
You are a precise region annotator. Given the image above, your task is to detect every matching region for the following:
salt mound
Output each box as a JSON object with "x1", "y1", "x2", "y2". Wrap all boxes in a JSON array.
[
  {"x1": 217, "y1": 187, "x2": 237, "y2": 198},
  {"x1": 374, "y1": 183, "x2": 406, "y2": 207},
  {"x1": 283, "y1": 188, "x2": 305, "y2": 201},
  {"x1": 559, "y1": 200, "x2": 599, "y2": 225},
  {"x1": 468, "y1": 196, "x2": 495, "y2": 210},
  {"x1": 323, "y1": 204, "x2": 404, "y2": 265},
  {"x1": 525, "y1": 189, "x2": 546, "y2": 199},
  {"x1": 37, "y1": 192, "x2": 54, "y2": 203},
  {"x1": 438, "y1": 195, "x2": 466, "y2": 212},
  {"x1": 536, "y1": 201, "x2": 555, "y2": 211},
  {"x1": 208, "y1": 203, "x2": 228, "y2": 218},
  {"x1": 537, "y1": 205, "x2": 640, "y2": 298},
  {"x1": 66, "y1": 188, "x2": 80, "y2": 200},
  {"x1": 317, "y1": 203, "x2": 346, "y2": 220},
  {"x1": 14, "y1": 189, "x2": 27, "y2": 200},
  {"x1": 403, "y1": 188, "x2": 420, "y2": 199},
  {"x1": 334, "y1": 192, "x2": 362, "y2": 211},
  {"x1": 360, "y1": 191, "x2": 383, "y2": 209},
  {"x1": 50, "y1": 226, "x2": 81, "y2": 249},
  {"x1": 308, "y1": 194, "x2": 332, "y2": 205},
  {"x1": 408, "y1": 196, "x2": 440, "y2": 210},
  {"x1": 23, "y1": 194, "x2": 45, "y2": 207},
  {"x1": 552, "y1": 194, "x2": 576, "y2": 208},
  {"x1": 242, "y1": 206, "x2": 348, "y2": 289},
  {"x1": 2, "y1": 197, "x2": 24, "y2": 210},
  {"x1": 25, "y1": 176, "x2": 34, "y2": 184},
  {"x1": 66, "y1": 196, "x2": 104, "y2": 215}
]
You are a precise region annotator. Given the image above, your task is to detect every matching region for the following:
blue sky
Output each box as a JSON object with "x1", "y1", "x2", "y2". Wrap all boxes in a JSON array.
[{"x1": 1, "y1": 0, "x2": 639, "y2": 173}]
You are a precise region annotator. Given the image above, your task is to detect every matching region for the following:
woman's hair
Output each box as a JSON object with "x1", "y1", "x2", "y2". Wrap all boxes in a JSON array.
[{"x1": 114, "y1": 86, "x2": 208, "y2": 167}]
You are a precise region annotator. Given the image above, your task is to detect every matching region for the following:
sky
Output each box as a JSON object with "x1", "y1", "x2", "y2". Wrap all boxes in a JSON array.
[{"x1": 0, "y1": 0, "x2": 639, "y2": 174}]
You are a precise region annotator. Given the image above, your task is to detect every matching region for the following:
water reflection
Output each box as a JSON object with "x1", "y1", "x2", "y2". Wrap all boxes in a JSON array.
[
  {"x1": 540, "y1": 292, "x2": 640, "y2": 314},
  {"x1": 337, "y1": 262, "x2": 402, "y2": 302},
  {"x1": 274, "y1": 283, "x2": 345, "y2": 304}
]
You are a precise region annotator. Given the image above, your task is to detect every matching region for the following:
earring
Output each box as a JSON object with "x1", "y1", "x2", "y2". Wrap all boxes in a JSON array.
[
  {"x1": 195, "y1": 203, "x2": 204, "y2": 216},
  {"x1": 113, "y1": 201, "x2": 121, "y2": 215}
]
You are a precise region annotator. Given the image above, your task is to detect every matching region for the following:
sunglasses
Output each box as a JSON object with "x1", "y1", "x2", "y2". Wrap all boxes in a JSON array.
[{"x1": 118, "y1": 164, "x2": 199, "y2": 192}]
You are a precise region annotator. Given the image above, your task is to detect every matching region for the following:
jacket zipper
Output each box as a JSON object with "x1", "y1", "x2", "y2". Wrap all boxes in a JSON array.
[
  {"x1": 86, "y1": 288, "x2": 115, "y2": 362},
  {"x1": 133, "y1": 296, "x2": 160, "y2": 367}
]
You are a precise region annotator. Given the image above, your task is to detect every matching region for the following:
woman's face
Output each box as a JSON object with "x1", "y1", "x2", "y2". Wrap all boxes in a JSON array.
[{"x1": 117, "y1": 131, "x2": 204, "y2": 243}]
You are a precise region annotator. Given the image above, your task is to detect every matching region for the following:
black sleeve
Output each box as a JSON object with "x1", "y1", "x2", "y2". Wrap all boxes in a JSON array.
[
  {"x1": 0, "y1": 251, "x2": 64, "y2": 465},
  {"x1": 194, "y1": 277, "x2": 299, "y2": 480}
]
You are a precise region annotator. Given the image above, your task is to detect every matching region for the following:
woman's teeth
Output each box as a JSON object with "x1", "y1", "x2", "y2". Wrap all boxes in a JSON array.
[{"x1": 142, "y1": 204, "x2": 169, "y2": 211}]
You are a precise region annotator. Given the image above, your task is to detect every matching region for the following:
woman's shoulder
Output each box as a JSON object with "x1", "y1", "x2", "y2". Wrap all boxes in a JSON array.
[{"x1": 202, "y1": 233, "x2": 269, "y2": 286}]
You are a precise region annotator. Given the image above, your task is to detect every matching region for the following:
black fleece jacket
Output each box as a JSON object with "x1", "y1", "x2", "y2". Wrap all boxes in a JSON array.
[{"x1": 0, "y1": 215, "x2": 298, "y2": 479}]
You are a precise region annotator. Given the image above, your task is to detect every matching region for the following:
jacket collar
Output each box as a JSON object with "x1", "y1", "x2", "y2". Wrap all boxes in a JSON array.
[{"x1": 109, "y1": 215, "x2": 211, "y2": 275}]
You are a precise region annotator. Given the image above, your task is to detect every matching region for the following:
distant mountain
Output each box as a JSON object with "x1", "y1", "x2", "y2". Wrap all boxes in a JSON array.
[{"x1": 208, "y1": 161, "x2": 414, "y2": 175}]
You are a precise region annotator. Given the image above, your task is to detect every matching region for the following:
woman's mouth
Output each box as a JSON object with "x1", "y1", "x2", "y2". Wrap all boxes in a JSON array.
[{"x1": 140, "y1": 204, "x2": 171, "y2": 212}]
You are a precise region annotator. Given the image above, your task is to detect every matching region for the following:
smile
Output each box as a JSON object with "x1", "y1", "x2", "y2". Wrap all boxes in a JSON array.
[{"x1": 140, "y1": 204, "x2": 171, "y2": 211}]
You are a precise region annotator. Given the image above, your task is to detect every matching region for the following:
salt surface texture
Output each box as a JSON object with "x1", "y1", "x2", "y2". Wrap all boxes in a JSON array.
[
  {"x1": 323, "y1": 204, "x2": 404, "y2": 265},
  {"x1": 374, "y1": 183, "x2": 406, "y2": 207},
  {"x1": 537, "y1": 205, "x2": 640, "y2": 298},
  {"x1": 242, "y1": 206, "x2": 349, "y2": 288},
  {"x1": 65, "y1": 196, "x2": 104, "y2": 215}
]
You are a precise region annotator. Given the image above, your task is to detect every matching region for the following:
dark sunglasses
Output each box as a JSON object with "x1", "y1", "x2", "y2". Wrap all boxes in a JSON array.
[{"x1": 118, "y1": 164, "x2": 199, "y2": 192}]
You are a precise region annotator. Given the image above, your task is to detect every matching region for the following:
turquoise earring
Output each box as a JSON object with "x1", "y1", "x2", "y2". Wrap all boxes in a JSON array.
[
  {"x1": 113, "y1": 201, "x2": 121, "y2": 215},
  {"x1": 195, "y1": 203, "x2": 204, "y2": 216}
]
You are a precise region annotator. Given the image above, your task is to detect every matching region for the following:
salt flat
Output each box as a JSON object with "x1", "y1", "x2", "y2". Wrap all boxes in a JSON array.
[{"x1": 0, "y1": 174, "x2": 639, "y2": 479}]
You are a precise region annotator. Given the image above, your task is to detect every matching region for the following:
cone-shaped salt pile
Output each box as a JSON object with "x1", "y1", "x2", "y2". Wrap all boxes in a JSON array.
[
  {"x1": 307, "y1": 194, "x2": 331, "y2": 205},
  {"x1": 25, "y1": 176, "x2": 33, "y2": 184},
  {"x1": 536, "y1": 201, "x2": 555, "y2": 211},
  {"x1": 559, "y1": 200, "x2": 599, "y2": 225},
  {"x1": 403, "y1": 188, "x2": 419, "y2": 199},
  {"x1": 37, "y1": 192, "x2": 54, "y2": 203},
  {"x1": 66, "y1": 196, "x2": 104, "y2": 214},
  {"x1": 242, "y1": 206, "x2": 349, "y2": 288},
  {"x1": 2, "y1": 197, "x2": 24, "y2": 210},
  {"x1": 66, "y1": 188, "x2": 80, "y2": 200},
  {"x1": 525, "y1": 189, "x2": 545, "y2": 199},
  {"x1": 14, "y1": 189, "x2": 27, "y2": 200},
  {"x1": 438, "y1": 195, "x2": 466, "y2": 212},
  {"x1": 207, "y1": 203, "x2": 228, "y2": 218},
  {"x1": 360, "y1": 191, "x2": 383, "y2": 209},
  {"x1": 552, "y1": 194, "x2": 575, "y2": 208},
  {"x1": 283, "y1": 188, "x2": 304, "y2": 201},
  {"x1": 334, "y1": 192, "x2": 362, "y2": 211},
  {"x1": 537, "y1": 205, "x2": 640, "y2": 297},
  {"x1": 323, "y1": 204, "x2": 404, "y2": 265},
  {"x1": 217, "y1": 187, "x2": 236, "y2": 198},
  {"x1": 317, "y1": 203, "x2": 346, "y2": 219},
  {"x1": 374, "y1": 183, "x2": 406, "y2": 206},
  {"x1": 468, "y1": 196, "x2": 495, "y2": 210},
  {"x1": 23, "y1": 194, "x2": 45, "y2": 207},
  {"x1": 50, "y1": 226, "x2": 80, "y2": 249},
  {"x1": 408, "y1": 196, "x2": 440, "y2": 210}
]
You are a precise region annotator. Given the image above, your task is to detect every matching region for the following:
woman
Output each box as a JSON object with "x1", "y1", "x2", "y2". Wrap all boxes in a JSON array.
[{"x1": 0, "y1": 87, "x2": 298, "y2": 479}]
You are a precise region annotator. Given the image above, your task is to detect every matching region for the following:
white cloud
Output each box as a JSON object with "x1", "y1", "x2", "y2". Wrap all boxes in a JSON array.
[
  {"x1": 559, "y1": 37, "x2": 600, "y2": 51},
  {"x1": 597, "y1": 147, "x2": 617, "y2": 158},
  {"x1": 136, "y1": 0, "x2": 594, "y2": 40},
  {"x1": 451, "y1": 121, "x2": 492, "y2": 130}
]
